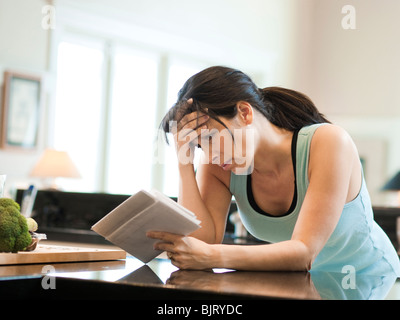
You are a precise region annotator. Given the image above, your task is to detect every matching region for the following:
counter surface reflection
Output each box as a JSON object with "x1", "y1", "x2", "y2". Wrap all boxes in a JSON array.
[{"x1": 1, "y1": 246, "x2": 398, "y2": 300}]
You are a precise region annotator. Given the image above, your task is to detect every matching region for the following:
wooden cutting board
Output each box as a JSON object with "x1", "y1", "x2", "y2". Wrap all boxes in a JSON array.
[{"x1": 0, "y1": 244, "x2": 126, "y2": 265}]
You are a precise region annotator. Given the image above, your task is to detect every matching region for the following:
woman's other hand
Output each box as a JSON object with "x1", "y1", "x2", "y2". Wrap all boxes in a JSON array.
[{"x1": 146, "y1": 230, "x2": 214, "y2": 270}]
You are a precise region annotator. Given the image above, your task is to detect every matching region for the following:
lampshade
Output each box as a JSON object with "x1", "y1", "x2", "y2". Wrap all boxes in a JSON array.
[
  {"x1": 30, "y1": 149, "x2": 81, "y2": 179},
  {"x1": 382, "y1": 171, "x2": 400, "y2": 191}
]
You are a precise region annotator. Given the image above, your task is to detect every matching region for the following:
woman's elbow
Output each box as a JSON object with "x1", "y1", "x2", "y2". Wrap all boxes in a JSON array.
[
  {"x1": 293, "y1": 240, "x2": 317, "y2": 272},
  {"x1": 304, "y1": 258, "x2": 313, "y2": 272},
  {"x1": 293, "y1": 256, "x2": 313, "y2": 272}
]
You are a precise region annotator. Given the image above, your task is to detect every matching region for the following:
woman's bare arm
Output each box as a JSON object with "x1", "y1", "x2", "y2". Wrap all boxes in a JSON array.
[{"x1": 190, "y1": 162, "x2": 232, "y2": 244}]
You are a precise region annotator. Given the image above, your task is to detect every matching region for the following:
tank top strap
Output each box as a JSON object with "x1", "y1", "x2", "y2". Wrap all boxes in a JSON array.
[
  {"x1": 229, "y1": 167, "x2": 246, "y2": 195},
  {"x1": 295, "y1": 123, "x2": 328, "y2": 200}
]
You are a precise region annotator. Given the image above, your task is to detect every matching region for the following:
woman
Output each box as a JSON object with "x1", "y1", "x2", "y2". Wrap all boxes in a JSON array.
[{"x1": 147, "y1": 66, "x2": 400, "y2": 275}]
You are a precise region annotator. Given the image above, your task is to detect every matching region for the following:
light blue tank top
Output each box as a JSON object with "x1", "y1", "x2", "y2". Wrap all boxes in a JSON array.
[{"x1": 229, "y1": 124, "x2": 400, "y2": 276}]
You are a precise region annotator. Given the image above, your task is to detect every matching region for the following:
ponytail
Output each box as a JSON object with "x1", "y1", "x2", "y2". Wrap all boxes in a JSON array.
[{"x1": 257, "y1": 87, "x2": 330, "y2": 131}]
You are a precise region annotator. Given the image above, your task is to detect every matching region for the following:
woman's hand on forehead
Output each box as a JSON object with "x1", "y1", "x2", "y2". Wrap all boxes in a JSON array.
[{"x1": 177, "y1": 98, "x2": 209, "y2": 131}]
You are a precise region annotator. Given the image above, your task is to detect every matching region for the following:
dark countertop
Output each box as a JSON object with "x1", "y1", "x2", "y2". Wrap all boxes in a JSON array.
[{"x1": 0, "y1": 241, "x2": 398, "y2": 301}]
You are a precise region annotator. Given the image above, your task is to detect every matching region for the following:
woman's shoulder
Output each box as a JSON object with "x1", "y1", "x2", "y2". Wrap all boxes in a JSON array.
[
  {"x1": 309, "y1": 123, "x2": 359, "y2": 165},
  {"x1": 311, "y1": 123, "x2": 354, "y2": 147}
]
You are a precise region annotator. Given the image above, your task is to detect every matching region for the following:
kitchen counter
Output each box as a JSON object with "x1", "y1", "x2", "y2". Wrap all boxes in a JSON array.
[
  {"x1": 0, "y1": 243, "x2": 400, "y2": 301},
  {"x1": 0, "y1": 241, "x2": 399, "y2": 301}
]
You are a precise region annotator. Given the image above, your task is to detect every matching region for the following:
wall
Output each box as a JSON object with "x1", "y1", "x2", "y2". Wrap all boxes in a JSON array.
[
  {"x1": 0, "y1": 0, "x2": 51, "y2": 196},
  {"x1": 298, "y1": 0, "x2": 400, "y2": 204},
  {"x1": 309, "y1": 0, "x2": 400, "y2": 117}
]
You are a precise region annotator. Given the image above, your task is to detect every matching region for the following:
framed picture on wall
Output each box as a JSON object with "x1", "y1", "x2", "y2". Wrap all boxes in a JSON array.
[{"x1": 1, "y1": 71, "x2": 41, "y2": 149}]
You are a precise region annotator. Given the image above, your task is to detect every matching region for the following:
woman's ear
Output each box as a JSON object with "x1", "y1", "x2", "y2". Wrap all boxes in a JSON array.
[{"x1": 236, "y1": 101, "x2": 254, "y2": 126}]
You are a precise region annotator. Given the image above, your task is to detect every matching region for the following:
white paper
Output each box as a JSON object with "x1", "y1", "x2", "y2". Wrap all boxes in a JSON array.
[{"x1": 91, "y1": 189, "x2": 201, "y2": 263}]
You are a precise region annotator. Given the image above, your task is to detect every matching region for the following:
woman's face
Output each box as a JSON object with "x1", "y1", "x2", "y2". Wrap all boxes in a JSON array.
[{"x1": 198, "y1": 115, "x2": 255, "y2": 175}]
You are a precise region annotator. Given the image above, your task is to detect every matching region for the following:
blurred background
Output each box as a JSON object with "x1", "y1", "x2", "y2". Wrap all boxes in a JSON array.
[{"x1": 1, "y1": 0, "x2": 399, "y2": 206}]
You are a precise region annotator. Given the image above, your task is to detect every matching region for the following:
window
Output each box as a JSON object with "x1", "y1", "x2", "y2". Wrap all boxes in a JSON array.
[
  {"x1": 54, "y1": 41, "x2": 104, "y2": 192},
  {"x1": 54, "y1": 34, "x2": 204, "y2": 196},
  {"x1": 106, "y1": 46, "x2": 158, "y2": 194}
]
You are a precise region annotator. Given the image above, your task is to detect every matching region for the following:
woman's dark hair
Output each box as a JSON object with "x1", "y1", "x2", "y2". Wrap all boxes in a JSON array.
[{"x1": 161, "y1": 66, "x2": 329, "y2": 139}]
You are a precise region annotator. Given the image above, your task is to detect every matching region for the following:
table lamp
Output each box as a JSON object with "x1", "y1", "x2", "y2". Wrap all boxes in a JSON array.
[
  {"x1": 382, "y1": 171, "x2": 400, "y2": 206},
  {"x1": 30, "y1": 148, "x2": 81, "y2": 189}
]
